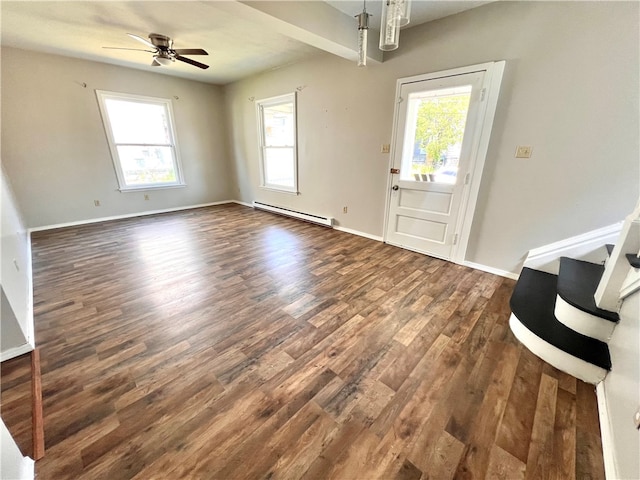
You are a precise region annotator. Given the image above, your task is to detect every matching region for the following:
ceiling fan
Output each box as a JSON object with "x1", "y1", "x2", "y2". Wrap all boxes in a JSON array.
[{"x1": 104, "y1": 33, "x2": 209, "y2": 70}]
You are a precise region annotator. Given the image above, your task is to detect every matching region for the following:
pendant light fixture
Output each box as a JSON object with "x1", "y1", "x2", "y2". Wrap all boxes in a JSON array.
[
  {"x1": 391, "y1": 0, "x2": 411, "y2": 27},
  {"x1": 379, "y1": 0, "x2": 412, "y2": 52},
  {"x1": 356, "y1": 1, "x2": 370, "y2": 67}
]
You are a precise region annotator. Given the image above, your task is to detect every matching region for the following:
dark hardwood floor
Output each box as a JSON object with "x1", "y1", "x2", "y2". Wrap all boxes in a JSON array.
[{"x1": 1, "y1": 204, "x2": 605, "y2": 479}]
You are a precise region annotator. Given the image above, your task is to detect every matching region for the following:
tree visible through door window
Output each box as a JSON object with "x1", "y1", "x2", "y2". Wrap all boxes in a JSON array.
[
  {"x1": 96, "y1": 91, "x2": 185, "y2": 190},
  {"x1": 402, "y1": 85, "x2": 471, "y2": 184},
  {"x1": 257, "y1": 93, "x2": 298, "y2": 193}
]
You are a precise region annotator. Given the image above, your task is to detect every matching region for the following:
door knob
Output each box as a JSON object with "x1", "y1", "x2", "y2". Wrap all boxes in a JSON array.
[{"x1": 392, "y1": 185, "x2": 399, "y2": 191}]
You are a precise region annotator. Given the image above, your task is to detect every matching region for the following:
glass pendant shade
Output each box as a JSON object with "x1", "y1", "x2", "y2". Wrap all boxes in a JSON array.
[
  {"x1": 357, "y1": 28, "x2": 368, "y2": 66},
  {"x1": 379, "y1": 1, "x2": 399, "y2": 51},
  {"x1": 356, "y1": 11, "x2": 370, "y2": 67},
  {"x1": 388, "y1": 0, "x2": 411, "y2": 27}
]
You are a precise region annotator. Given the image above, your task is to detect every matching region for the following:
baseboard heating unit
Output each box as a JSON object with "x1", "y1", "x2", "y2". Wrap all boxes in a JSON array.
[{"x1": 252, "y1": 201, "x2": 334, "y2": 227}]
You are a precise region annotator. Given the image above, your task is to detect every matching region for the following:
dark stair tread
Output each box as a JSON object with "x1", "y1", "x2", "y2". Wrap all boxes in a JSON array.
[
  {"x1": 557, "y1": 257, "x2": 619, "y2": 322},
  {"x1": 510, "y1": 268, "x2": 611, "y2": 370},
  {"x1": 604, "y1": 244, "x2": 640, "y2": 267},
  {"x1": 626, "y1": 253, "x2": 640, "y2": 268}
]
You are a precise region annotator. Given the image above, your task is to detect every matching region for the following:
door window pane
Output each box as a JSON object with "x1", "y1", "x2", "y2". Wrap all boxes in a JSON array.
[{"x1": 401, "y1": 85, "x2": 471, "y2": 184}]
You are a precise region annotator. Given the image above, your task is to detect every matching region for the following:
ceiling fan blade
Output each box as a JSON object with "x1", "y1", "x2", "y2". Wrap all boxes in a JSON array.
[
  {"x1": 127, "y1": 33, "x2": 156, "y2": 49},
  {"x1": 175, "y1": 55, "x2": 209, "y2": 70},
  {"x1": 151, "y1": 59, "x2": 161, "y2": 67},
  {"x1": 103, "y1": 47, "x2": 155, "y2": 53},
  {"x1": 173, "y1": 48, "x2": 208, "y2": 56}
]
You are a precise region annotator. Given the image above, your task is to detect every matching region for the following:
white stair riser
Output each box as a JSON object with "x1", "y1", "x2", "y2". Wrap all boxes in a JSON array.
[
  {"x1": 554, "y1": 296, "x2": 616, "y2": 342},
  {"x1": 509, "y1": 314, "x2": 608, "y2": 385}
]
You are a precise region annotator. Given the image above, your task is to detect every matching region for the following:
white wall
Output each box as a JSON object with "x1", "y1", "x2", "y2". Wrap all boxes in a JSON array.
[
  {"x1": 224, "y1": 1, "x2": 639, "y2": 275},
  {"x1": 0, "y1": 418, "x2": 34, "y2": 480},
  {"x1": 1, "y1": 47, "x2": 234, "y2": 228},
  {"x1": 1, "y1": 167, "x2": 33, "y2": 360},
  {"x1": 602, "y1": 286, "x2": 640, "y2": 479}
]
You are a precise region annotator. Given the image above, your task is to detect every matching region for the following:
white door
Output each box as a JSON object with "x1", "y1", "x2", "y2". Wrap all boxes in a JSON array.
[{"x1": 384, "y1": 64, "x2": 502, "y2": 262}]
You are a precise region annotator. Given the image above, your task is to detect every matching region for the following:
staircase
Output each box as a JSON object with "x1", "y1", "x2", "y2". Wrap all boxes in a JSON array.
[{"x1": 509, "y1": 205, "x2": 640, "y2": 385}]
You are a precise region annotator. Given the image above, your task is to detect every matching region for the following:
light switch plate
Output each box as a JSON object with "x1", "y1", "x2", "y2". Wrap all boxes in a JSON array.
[{"x1": 515, "y1": 145, "x2": 532, "y2": 158}]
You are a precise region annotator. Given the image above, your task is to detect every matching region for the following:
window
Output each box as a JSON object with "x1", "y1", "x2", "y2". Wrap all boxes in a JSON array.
[
  {"x1": 96, "y1": 91, "x2": 185, "y2": 191},
  {"x1": 257, "y1": 93, "x2": 298, "y2": 193}
]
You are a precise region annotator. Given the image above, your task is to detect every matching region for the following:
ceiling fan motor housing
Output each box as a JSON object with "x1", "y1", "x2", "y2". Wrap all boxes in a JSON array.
[{"x1": 149, "y1": 33, "x2": 172, "y2": 50}]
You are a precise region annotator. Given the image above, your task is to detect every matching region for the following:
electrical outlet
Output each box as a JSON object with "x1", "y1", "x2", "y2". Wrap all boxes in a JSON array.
[
  {"x1": 381, "y1": 144, "x2": 391, "y2": 154},
  {"x1": 515, "y1": 145, "x2": 532, "y2": 158},
  {"x1": 144, "y1": 194, "x2": 150, "y2": 201},
  {"x1": 343, "y1": 206, "x2": 348, "y2": 214},
  {"x1": 94, "y1": 200, "x2": 101, "y2": 207}
]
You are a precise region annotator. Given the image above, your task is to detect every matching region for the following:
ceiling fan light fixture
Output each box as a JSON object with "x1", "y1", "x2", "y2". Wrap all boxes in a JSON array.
[
  {"x1": 107, "y1": 33, "x2": 209, "y2": 70},
  {"x1": 154, "y1": 54, "x2": 173, "y2": 66}
]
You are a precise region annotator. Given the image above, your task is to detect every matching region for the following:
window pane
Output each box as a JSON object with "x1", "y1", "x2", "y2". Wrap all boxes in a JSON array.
[
  {"x1": 264, "y1": 148, "x2": 295, "y2": 188},
  {"x1": 401, "y1": 86, "x2": 471, "y2": 184},
  {"x1": 116, "y1": 146, "x2": 177, "y2": 186},
  {"x1": 105, "y1": 99, "x2": 171, "y2": 145},
  {"x1": 263, "y1": 102, "x2": 294, "y2": 147}
]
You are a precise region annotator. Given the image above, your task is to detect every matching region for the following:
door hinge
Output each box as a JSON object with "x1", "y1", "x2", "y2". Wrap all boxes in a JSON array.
[
  {"x1": 390, "y1": 168, "x2": 400, "y2": 174},
  {"x1": 464, "y1": 172, "x2": 471, "y2": 185},
  {"x1": 453, "y1": 233, "x2": 459, "y2": 245},
  {"x1": 480, "y1": 88, "x2": 486, "y2": 102},
  {"x1": 398, "y1": 97, "x2": 404, "y2": 104}
]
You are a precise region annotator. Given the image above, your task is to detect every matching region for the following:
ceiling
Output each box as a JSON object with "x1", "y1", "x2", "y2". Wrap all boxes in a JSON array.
[
  {"x1": 1, "y1": 1, "x2": 490, "y2": 85},
  {"x1": 326, "y1": 1, "x2": 489, "y2": 26}
]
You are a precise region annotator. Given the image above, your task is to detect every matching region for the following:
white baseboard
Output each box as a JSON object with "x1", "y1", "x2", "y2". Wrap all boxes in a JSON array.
[
  {"x1": 0, "y1": 342, "x2": 34, "y2": 363},
  {"x1": 232, "y1": 200, "x2": 253, "y2": 208},
  {"x1": 28, "y1": 201, "x2": 235, "y2": 232},
  {"x1": 462, "y1": 261, "x2": 519, "y2": 280},
  {"x1": 333, "y1": 229, "x2": 518, "y2": 280},
  {"x1": 335, "y1": 228, "x2": 517, "y2": 279},
  {"x1": 596, "y1": 382, "x2": 619, "y2": 480},
  {"x1": 253, "y1": 201, "x2": 333, "y2": 227},
  {"x1": 333, "y1": 226, "x2": 384, "y2": 242},
  {"x1": 525, "y1": 222, "x2": 623, "y2": 275}
]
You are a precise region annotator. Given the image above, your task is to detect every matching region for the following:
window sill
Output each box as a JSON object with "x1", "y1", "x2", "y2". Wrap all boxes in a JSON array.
[
  {"x1": 119, "y1": 183, "x2": 187, "y2": 193},
  {"x1": 259, "y1": 186, "x2": 299, "y2": 195}
]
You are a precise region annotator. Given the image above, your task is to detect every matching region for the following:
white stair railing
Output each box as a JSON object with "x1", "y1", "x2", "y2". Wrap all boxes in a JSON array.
[{"x1": 595, "y1": 200, "x2": 640, "y2": 311}]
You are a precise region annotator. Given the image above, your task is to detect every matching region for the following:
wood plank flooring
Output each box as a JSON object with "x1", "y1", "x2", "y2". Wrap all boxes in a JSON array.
[{"x1": 0, "y1": 204, "x2": 605, "y2": 479}]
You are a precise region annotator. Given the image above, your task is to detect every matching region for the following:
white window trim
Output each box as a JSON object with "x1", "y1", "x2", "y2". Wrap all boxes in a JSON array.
[
  {"x1": 256, "y1": 93, "x2": 299, "y2": 194},
  {"x1": 96, "y1": 90, "x2": 186, "y2": 192}
]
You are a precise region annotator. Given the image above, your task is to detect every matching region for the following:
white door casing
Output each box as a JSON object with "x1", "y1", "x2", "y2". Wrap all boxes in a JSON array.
[{"x1": 383, "y1": 61, "x2": 505, "y2": 264}]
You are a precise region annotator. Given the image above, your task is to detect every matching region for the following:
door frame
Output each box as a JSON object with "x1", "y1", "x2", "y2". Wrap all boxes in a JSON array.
[{"x1": 383, "y1": 61, "x2": 506, "y2": 264}]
